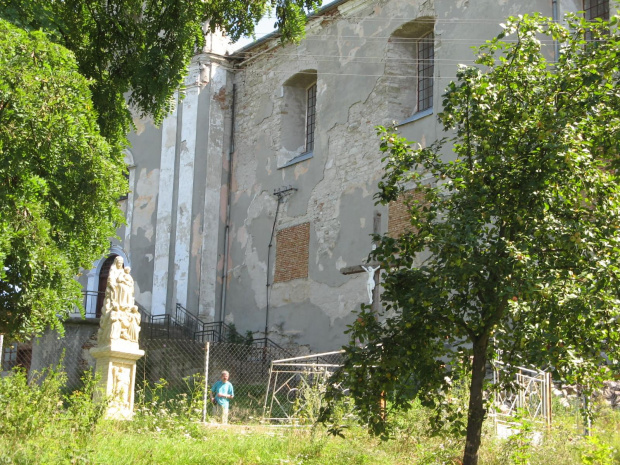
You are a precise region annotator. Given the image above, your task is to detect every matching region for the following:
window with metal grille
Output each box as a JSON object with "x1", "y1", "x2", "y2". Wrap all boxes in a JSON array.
[
  {"x1": 280, "y1": 70, "x2": 317, "y2": 168},
  {"x1": 585, "y1": 0, "x2": 609, "y2": 20},
  {"x1": 1, "y1": 343, "x2": 31, "y2": 372},
  {"x1": 305, "y1": 83, "x2": 317, "y2": 153},
  {"x1": 418, "y1": 32, "x2": 434, "y2": 113},
  {"x1": 2, "y1": 343, "x2": 17, "y2": 371},
  {"x1": 386, "y1": 18, "x2": 435, "y2": 122}
]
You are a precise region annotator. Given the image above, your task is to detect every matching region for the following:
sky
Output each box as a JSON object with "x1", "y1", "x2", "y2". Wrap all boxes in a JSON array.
[{"x1": 231, "y1": 13, "x2": 278, "y2": 51}]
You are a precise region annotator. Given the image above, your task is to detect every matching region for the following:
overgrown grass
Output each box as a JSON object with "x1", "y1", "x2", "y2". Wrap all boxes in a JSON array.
[{"x1": 1, "y1": 366, "x2": 618, "y2": 464}]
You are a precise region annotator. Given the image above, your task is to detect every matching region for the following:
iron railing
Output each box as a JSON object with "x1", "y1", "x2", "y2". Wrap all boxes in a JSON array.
[
  {"x1": 80, "y1": 290, "x2": 105, "y2": 318},
  {"x1": 79, "y1": 292, "x2": 237, "y2": 344}
]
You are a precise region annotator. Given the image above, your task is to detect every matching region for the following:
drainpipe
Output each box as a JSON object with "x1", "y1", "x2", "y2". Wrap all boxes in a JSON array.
[
  {"x1": 264, "y1": 186, "x2": 297, "y2": 344},
  {"x1": 218, "y1": 84, "x2": 236, "y2": 329},
  {"x1": 264, "y1": 197, "x2": 282, "y2": 343},
  {"x1": 552, "y1": 0, "x2": 560, "y2": 62}
]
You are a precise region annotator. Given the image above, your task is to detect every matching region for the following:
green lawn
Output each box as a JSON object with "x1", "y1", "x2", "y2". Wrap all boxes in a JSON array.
[
  {"x1": 1, "y1": 367, "x2": 618, "y2": 464},
  {"x1": 3, "y1": 416, "x2": 619, "y2": 465}
]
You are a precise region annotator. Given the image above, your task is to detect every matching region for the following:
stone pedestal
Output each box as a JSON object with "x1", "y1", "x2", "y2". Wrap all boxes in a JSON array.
[{"x1": 91, "y1": 339, "x2": 144, "y2": 420}]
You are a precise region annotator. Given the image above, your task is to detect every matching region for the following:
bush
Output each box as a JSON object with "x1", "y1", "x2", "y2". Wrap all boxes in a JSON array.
[
  {"x1": 0, "y1": 364, "x2": 105, "y2": 439},
  {"x1": 0, "y1": 364, "x2": 106, "y2": 463},
  {"x1": 132, "y1": 375, "x2": 206, "y2": 437}
]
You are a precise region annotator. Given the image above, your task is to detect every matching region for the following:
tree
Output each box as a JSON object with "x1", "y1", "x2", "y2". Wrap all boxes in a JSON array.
[
  {"x1": 321, "y1": 12, "x2": 620, "y2": 465},
  {"x1": 0, "y1": 19, "x2": 126, "y2": 339},
  {"x1": 0, "y1": 1, "x2": 321, "y2": 339},
  {"x1": 0, "y1": 0, "x2": 322, "y2": 142}
]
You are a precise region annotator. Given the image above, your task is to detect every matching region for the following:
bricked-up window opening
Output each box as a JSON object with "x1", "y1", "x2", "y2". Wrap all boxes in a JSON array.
[
  {"x1": 585, "y1": 0, "x2": 609, "y2": 20},
  {"x1": 418, "y1": 32, "x2": 434, "y2": 113},
  {"x1": 274, "y1": 223, "x2": 310, "y2": 283},
  {"x1": 388, "y1": 190, "x2": 428, "y2": 238},
  {"x1": 305, "y1": 83, "x2": 317, "y2": 153}
]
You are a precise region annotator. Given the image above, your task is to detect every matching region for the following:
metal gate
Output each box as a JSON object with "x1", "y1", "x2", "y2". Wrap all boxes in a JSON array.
[
  {"x1": 262, "y1": 351, "x2": 344, "y2": 424},
  {"x1": 490, "y1": 364, "x2": 553, "y2": 436}
]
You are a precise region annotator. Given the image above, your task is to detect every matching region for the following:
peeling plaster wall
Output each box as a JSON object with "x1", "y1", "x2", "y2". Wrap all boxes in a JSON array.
[
  {"x1": 73, "y1": 0, "x2": 581, "y2": 352},
  {"x1": 226, "y1": 0, "x2": 556, "y2": 351},
  {"x1": 115, "y1": 38, "x2": 232, "y2": 318},
  {"x1": 126, "y1": 116, "x2": 162, "y2": 310}
]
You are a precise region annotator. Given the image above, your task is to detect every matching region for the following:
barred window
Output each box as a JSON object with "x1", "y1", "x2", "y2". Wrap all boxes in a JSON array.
[
  {"x1": 281, "y1": 70, "x2": 317, "y2": 167},
  {"x1": 418, "y1": 32, "x2": 434, "y2": 113},
  {"x1": 2, "y1": 343, "x2": 17, "y2": 371},
  {"x1": 585, "y1": 0, "x2": 609, "y2": 20},
  {"x1": 305, "y1": 83, "x2": 317, "y2": 153},
  {"x1": 386, "y1": 18, "x2": 435, "y2": 122},
  {"x1": 2, "y1": 343, "x2": 31, "y2": 372}
]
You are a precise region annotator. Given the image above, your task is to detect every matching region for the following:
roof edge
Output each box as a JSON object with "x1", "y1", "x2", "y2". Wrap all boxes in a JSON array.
[{"x1": 230, "y1": 0, "x2": 351, "y2": 58}]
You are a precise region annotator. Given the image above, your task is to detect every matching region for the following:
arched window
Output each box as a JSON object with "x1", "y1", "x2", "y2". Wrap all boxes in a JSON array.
[
  {"x1": 386, "y1": 17, "x2": 435, "y2": 123},
  {"x1": 82, "y1": 246, "x2": 129, "y2": 318},
  {"x1": 280, "y1": 69, "x2": 317, "y2": 167}
]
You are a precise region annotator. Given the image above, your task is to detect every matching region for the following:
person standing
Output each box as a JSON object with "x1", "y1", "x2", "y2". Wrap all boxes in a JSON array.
[{"x1": 210, "y1": 370, "x2": 234, "y2": 424}]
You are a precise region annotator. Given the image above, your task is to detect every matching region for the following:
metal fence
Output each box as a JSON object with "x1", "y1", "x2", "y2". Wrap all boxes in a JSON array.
[
  {"x1": 0, "y1": 318, "x2": 314, "y2": 424},
  {"x1": 135, "y1": 337, "x2": 309, "y2": 423}
]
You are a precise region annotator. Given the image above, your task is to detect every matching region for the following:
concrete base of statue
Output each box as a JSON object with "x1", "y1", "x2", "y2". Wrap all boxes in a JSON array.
[{"x1": 90, "y1": 340, "x2": 144, "y2": 420}]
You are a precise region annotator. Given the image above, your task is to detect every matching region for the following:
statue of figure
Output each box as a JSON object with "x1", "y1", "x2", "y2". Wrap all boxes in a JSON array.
[
  {"x1": 112, "y1": 366, "x2": 130, "y2": 409},
  {"x1": 103, "y1": 256, "x2": 124, "y2": 316},
  {"x1": 97, "y1": 261, "x2": 140, "y2": 345},
  {"x1": 116, "y1": 266, "x2": 134, "y2": 310},
  {"x1": 109, "y1": 310, "x2": 123, "y2": 340},
  {"x1": 361, "y1": 265, "x2": 380, "y2": 305},
  {"x1": 126, "y1": 306, "x2": 141, "y2": 342}
]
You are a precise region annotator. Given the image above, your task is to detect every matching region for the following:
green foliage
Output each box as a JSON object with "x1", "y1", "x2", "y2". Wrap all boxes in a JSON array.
[
  {"x1": 0, "y1": 0, "x2": 322, "y2": 137},
  {"x1": 322, "y1": 11, "x2": 620, "y2": 465},
  {"x1": 580, "y1": 435, "x2": 617, "y2": 465},
  {"x1": 133, "y1": 376, "x2": 206, "y2": 437},
  {"x1": 0, "y1": 19, "x2": 126, "y2": 339},
  {"x1": 0, "y1": 364, "x2": 105, "y2": 458},
  {"x1": 0, "y1": 0, "x2": 322, "y2": 340},
  {"x1": 226, "y1": 323, "x2": 254, "y2": 345},
  {"x1": 0, "y1": 364, "x2": 618, "y2": 464},
  {"x1": 503, "y1": 412, "x2": 536, "y2": 465}
]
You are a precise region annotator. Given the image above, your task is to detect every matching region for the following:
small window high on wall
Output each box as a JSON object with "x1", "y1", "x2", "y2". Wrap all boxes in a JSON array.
[
  {"x1": 280, "y1": 70, "x2": 317, "y2": 167},
  {"x1": 386, "y1": 17, "x2": 435, "y2": 123}
]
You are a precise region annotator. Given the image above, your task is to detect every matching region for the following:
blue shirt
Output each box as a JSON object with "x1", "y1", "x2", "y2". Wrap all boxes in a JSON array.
[{"x1": 211, "y1": 380, "x2": 234, "y2": 407}]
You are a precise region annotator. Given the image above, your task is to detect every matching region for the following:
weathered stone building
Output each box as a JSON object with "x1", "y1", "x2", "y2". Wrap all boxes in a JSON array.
[{"x1": 73, "y1": 0, "x2": 611, "y2": 353}]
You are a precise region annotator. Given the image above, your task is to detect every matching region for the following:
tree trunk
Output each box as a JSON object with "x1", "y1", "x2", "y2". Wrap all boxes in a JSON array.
[{"x1": 462, "y1": 335, "x2": 489, "y2": 465}]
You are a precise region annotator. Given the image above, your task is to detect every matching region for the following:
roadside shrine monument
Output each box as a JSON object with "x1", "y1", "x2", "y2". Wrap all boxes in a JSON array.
[{"x1": 90, "y1": 256, "x2": 144, "y2": 419}]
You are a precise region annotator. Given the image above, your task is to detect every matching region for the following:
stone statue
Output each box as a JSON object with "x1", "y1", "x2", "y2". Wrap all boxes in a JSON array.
[
  {"x1": 91, "y1": 258, "x2": 144, "y2": 420},
  {"x1": 108, "y1": 310, "x2": 122, "y2": 340},
  {"x1": 125, "y1": 306, "x2": 141, "y2": 343},
  {"x1": 103, "y1": 256, "x2": 124, "y2": 316},
  {"x1": 117, "y1": 267, "x2": 134, "y2": 309},
  {"x1": 361, "y1": 265, "x2": 380, "y2": 305},
  {"x1": 112, "y1": 365, "x2": 131, "y2": 409},
  {"x1": 97, "y1": 260, "x2": 140, "y2": 346}
]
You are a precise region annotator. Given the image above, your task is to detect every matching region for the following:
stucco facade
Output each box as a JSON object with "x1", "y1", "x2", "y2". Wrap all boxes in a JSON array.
[{"x1": 77, "y1": 0, "x2": 600, "y2": 352}]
